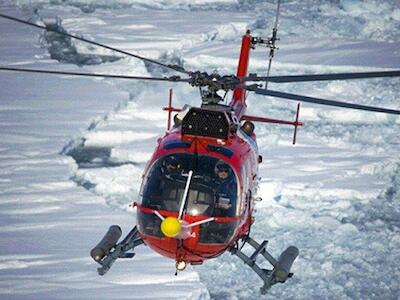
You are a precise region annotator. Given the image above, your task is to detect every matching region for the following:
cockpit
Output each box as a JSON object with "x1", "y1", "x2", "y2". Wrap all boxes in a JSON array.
[
  {"x1": 140, "y1": 153, "x2": 238, "y2": 218},
  {"x1": 138, "y1": 153, "x2": 239, "y2": 244}
]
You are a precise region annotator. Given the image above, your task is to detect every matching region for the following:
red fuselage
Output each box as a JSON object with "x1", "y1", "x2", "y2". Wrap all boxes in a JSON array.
[
  {"x1": 135, "y1": 33, "x2": 259, "y2": 265},
  {"x1": 136, "y1": 121, "x2": 259, "y2": 263}
]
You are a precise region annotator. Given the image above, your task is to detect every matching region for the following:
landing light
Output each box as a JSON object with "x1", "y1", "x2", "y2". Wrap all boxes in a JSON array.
[{"x1": 176, "y1": 260, "x2": 186, "y2": 271}]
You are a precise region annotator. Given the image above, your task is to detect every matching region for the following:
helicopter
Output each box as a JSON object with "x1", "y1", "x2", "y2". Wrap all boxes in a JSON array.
[{"x1": 1, "y1": 1, "x2": 400, "y2": 295}]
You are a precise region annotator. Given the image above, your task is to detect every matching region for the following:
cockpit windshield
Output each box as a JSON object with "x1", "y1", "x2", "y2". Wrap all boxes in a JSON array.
[{"x1": 140, "y1": 153, "x2": 238, "y2": 217}]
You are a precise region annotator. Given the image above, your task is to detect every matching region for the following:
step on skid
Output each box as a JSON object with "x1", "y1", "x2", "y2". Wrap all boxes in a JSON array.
[
  {"x1": 230, "y1": 237, "x2": 299, "y2": 294},
  {"x1": 90, "y1": 226, "x2": 144, "y2": 275}
]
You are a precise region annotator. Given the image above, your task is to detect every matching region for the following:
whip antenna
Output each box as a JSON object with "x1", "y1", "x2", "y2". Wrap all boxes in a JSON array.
[{"x1": 265, "y1": 0, "x2": 281, "y2": 89}]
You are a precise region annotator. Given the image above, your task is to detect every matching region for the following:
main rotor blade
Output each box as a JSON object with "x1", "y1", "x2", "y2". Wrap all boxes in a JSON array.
[
  {"x1": 0, "y1": 66, "x2": 190, "y2": 82},
  {"x1": 244, "y1": 70, "x2": 400, "y2": 83},
  {"x1": 253, "y1": 88, "x2": 400, "y2": 115},
  {"x1": 0, "y1": 13, "x2": 189, "y2": 75}
]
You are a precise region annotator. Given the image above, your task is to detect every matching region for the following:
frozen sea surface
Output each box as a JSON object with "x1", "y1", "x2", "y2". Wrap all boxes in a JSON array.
[{"x1": 1, "y1": 0, "x2": 400, "y2": 299}]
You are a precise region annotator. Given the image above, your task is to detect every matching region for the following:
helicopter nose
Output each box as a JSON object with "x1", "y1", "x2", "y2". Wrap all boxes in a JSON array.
[{"x1": 160, "y1": 217, "x2": 181, "y2": 238}]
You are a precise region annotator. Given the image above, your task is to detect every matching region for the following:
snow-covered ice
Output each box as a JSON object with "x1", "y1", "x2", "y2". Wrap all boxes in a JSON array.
[{"x1": 1, "y1": 0, "x2": 399, "y2": 299}]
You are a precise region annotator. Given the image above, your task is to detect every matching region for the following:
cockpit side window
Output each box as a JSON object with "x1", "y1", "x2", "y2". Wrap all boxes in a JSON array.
[{"x1": 141, "y1": 153, "x2": 238, "y2": 217}]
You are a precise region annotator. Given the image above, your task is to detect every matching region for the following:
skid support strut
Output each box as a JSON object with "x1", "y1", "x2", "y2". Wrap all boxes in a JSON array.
[
  {"x1": 90, "y1": 226, "x2": 144, "y2": 275},
  {"x1": 230, "y1": 237, "x2": 299, "y2": 294}
]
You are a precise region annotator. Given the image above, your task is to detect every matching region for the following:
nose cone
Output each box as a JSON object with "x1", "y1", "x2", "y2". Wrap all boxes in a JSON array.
[{"x1": 160, "y1": 217, "x2": 181, "y2": 237}]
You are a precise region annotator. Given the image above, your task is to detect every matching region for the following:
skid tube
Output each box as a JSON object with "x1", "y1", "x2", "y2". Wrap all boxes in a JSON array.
[
  {"x1": 229, "y1": 236, "x2": 299, "y2": 294},
  {"x1": 90, "y1": 225, "x2": 144, "y2": 275}
]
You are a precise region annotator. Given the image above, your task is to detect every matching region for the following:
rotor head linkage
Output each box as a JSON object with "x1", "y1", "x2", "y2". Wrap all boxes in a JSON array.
[
  {"x1": 188, "y1": 71, "x2": 241, "y2": 91},
  {"x1": 188, "y1": 72, "x2": 242, "y2": 104}
]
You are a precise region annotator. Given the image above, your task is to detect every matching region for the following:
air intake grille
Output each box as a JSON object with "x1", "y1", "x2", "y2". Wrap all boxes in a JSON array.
[{"x1": 182, "y1": 108, "x2": 229, "y2": 139}]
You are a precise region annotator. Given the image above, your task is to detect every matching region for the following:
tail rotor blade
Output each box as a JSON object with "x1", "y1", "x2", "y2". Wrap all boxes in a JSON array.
[{"x1": 264, "y1": 0, "x2": 281, "y2": 89}]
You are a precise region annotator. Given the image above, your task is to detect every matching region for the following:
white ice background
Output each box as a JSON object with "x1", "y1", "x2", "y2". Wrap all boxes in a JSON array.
[{"x1": 1, "y1": 0, "x2": 399, "y2": 299}]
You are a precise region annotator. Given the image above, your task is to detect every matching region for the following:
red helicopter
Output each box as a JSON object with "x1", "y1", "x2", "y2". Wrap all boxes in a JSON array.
[{"x1": 1, "y1": 1, "x2": 400, "y2": 294}]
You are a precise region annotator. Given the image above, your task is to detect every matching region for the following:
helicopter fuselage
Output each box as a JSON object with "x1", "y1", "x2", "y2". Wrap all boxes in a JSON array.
[{"x1": 135, "y1": 105, "x2": 260, "y2": 264}]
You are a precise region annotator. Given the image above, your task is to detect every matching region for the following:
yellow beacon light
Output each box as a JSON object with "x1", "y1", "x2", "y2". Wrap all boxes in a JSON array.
[{"x1": 160, "y1": 217, "x2": 181, "y2": 238}]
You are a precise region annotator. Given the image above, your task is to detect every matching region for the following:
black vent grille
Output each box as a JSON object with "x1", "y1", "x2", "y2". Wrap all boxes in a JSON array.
[{"x1": 182, "y1": 108, "x2": 229, "y2": 139}]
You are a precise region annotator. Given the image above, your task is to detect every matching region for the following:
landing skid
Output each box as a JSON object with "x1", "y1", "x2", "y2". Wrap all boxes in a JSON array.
[
  {"x1": 91, "y1": 227, "x2": 298, "y2": 294},
  {"x1": 91, "y1": 226, "x2": 144, "y2": 275},
  {"x1": 230, "y1": 237, "x2": 299, "y2": 294}
]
